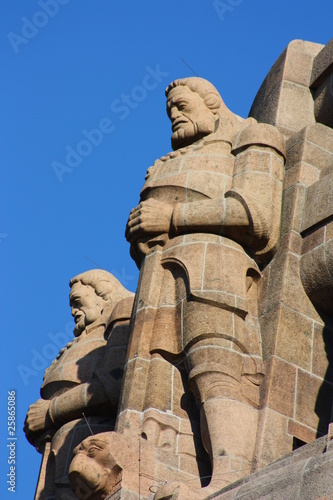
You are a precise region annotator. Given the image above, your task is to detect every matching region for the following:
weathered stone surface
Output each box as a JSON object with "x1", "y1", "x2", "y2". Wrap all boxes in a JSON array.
[
  {"x1": 249, "y1": 40, "x2": 323, "y2": 139},
  {"x1": 299, "y1": 166, "x2": 333, "y2": 317},
  {"x1": 246, "y1": 39, "x2": 333, "y2": 489},
  {"x1": 312, "y1": 321, "x2": 333, "y2": 380},
  {"x1": 311, "y1": 38, "x2": 333, "y2": 86},
  {"x1": 296, "y1": 369, "x2": 333, "y2": 436},
  {"x1": 311, "y1": 38, "x2": 333, "y2": 128},
  {"x1": 259, "y1": 356, "x2": 296, "y2": 417},
  {"x1": 275, "y1": 306, "x2": 313, "y2": 371},
  {"x1": 301, "y1": 172, "x2": 333, "y2": 233},
  {"x1": 287, "y1": 420, "x2": 317, "y2": 445},
  {"x1": 210, "y1": 435, "x2": 333, "y2": 500}
]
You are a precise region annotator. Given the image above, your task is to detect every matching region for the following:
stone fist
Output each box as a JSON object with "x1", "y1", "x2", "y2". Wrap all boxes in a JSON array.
[
  {"x1": 125, "y1": 198, "x2": 174, "y2": 244},
  {"x1": 24, "y1": 399, "x2": 53, "y2": 444}
]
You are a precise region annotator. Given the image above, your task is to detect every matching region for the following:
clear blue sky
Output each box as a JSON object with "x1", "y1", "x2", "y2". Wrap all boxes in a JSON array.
[{"x1": 1, "y1": 1, "x2": 332, "y2": 498}]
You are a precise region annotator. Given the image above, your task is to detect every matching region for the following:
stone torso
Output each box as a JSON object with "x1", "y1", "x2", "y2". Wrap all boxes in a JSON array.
[
  {"x1": 142, "y1": 134, "x2": 234, "y2": 205},
  {"x1": 129, "y1": 133, "x2": 261, "y2": 356},
  {"x1": 133, "y1": 133, "x2": 239, "y2": 261},
  {"x1": 41, "y1": 323, "x2": 106, "y2": 400}
]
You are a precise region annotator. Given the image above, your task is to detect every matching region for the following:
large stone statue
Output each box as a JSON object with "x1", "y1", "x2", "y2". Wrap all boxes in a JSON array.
[
  {"x1": 26, "y1": 38, "x2": 333, "y2": 500},
  {"x1": 24, "y1": 269, "x2": 134, "y2": 499},
  {"x1": 119, "y1": 77, "x2": 286, "y2": 498}
]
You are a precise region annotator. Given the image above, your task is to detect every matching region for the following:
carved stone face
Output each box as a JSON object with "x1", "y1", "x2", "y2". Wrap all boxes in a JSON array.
[
  {"x1": 69, "y1": 436, "x2": 113, "y2": 499},
  {"x1": 167, "y1": 86, "x2": 217, "y2": 150},
  {"x1": 69, "y1": 283, "x2": 105, "y2": 337}
]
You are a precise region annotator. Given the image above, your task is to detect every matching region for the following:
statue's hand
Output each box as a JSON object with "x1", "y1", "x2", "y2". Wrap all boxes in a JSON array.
[
  {"x1": 125, "y1": 199, "x2": 173, "y2": 243},
  {"x1": 24, "y1": 399, "x2": 53, "y2": 443}
]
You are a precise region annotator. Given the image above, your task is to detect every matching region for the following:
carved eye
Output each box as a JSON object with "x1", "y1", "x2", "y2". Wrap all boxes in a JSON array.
[{"x1": 87, "y1": 447, "x2": 99, "y2": 457}]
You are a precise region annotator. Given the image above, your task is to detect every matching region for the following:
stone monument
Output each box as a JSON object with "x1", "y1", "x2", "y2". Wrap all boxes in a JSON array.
[
  {"x1": 121, "y1": 76, "x2": 285, "y2": 499},
  {"x1": 26, "y1": 38, "x2": 333, "y2": 500},
  {"x1": 24, "y1": 270, "x2": 134, "y2": 499}
]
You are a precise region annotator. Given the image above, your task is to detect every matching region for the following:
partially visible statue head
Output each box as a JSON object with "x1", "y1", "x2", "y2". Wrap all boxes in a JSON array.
[
  {"x1": 69, "y1": 433, "x2": 119, "y2": 500},
  {"x1": 69, "y1": 269, "x2": 132, "y2": 337},
  {"x1": 165, "y1": 77, "x2": 234, "y2": 150}
]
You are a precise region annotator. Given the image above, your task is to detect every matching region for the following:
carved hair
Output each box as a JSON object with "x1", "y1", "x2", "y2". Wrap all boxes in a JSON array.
[
  {"x1": 69, "y1": 269, "x2": 132, "y2": 303},
  {"x1": 165, "y1": 77, "x2": 222, "y2": 115}
]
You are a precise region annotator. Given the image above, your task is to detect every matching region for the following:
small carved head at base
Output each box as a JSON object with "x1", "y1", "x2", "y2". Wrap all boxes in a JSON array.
[{"x1": 69, "y1": 433, "x2": 122, "y2": 500}]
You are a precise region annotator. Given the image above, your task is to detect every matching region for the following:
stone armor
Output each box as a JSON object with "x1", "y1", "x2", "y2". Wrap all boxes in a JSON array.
[{"x1": 118, "y1": 121, "x2": 285, "y2": 491}]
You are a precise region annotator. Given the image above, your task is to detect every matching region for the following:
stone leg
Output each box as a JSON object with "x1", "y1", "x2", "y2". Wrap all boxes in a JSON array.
[
  {"x1": 34, "y1": 440, "x2": 55, "y2": 500},
  {"x1": 154, "y1": 345, "x2": 261, "y2": 499},
  {"x1": 187, "y1": 341, "x2": 260, "y2": 488},
  {"x1": 154, "y1": 299, "x2": 263, "y2": 499}
]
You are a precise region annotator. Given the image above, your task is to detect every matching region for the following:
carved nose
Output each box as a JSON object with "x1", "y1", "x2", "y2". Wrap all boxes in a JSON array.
[
  {"x1": 68, "y1": 453, "x2": 85, "y2": 476},
  {"x1": 170, "y1": 108, "x2": 180, "y2": 120}
]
